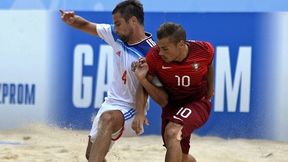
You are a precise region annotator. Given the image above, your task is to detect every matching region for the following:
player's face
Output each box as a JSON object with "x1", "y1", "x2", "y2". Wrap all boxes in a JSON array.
[
  {"x1": 113, "y1": 12, "x2": 133, "y2": 43},
  {"x1": 157, "y1": 37, "x2": 181, "y2": 63}
]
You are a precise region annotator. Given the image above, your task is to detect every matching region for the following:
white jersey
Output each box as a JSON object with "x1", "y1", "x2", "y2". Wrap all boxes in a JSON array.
[{"x1": 96, "y1": 24, "x2": 155, "y2": 109}]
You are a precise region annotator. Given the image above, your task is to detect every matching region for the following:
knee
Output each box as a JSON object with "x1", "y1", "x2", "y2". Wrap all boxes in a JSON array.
[
  {"x1": 182, "y1": 154, "x2": 196, "y2": 162},
  {"x1": 99, "y1": 112, "x2": 114, "y2": 127},
  {"x1": 100, "y1": 112, "x2": 113, "y2": 124},
  {"x1": 164, "y1": 124, "x2": 182, "y2": 142}
]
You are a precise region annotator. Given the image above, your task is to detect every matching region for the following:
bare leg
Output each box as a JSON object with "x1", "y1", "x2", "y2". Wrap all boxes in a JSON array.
[
  {"x1": 182, "y1": 154, "x2": 196, "y2": 162},
  {"x1": 88, "y1": 110, "x2": 124, "y2": 162},
  {"x1": 164, "y1": 122, "x2": 183, "y2": 162},
  {"x1": 85, "y1": 136, "x2": 92, "y2": 160}
]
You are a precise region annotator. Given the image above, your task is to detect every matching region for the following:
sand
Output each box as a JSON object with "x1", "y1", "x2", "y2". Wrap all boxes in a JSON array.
[{"x1": 0, "y1": 124, "x2": 288, "y2": 162}]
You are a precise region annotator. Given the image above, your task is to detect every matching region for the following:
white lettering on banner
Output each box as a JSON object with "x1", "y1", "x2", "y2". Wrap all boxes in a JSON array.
[
  {"x1": 72, "y1": 44, "x2": 93, "y2": 108},
  {"x1": 214, "y1": 46, "x2": 252, "y2": 113},
  {"x1": 72, "y1": 44, "x2": 113, "y2": 109},
  {"x1": 94, "y1": 45, "x2": 114, "y2": 108},
  {"x1": 72, "y1": 45, "x2": 252, "y2": 111}
]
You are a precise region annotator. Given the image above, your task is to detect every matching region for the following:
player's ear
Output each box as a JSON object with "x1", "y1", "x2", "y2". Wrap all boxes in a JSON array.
[
  {"x1": 130, "y1": 16, "x2": 138, "y2": 25},
  {"x1": 178, "y1": 40, "x2": 185, "y2": 48}
]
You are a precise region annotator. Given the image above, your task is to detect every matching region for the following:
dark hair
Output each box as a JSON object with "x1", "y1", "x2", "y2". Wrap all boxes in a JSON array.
[
  {"x1": 157, "y1": 22, "x2": 186, "y2": 44},
  {"x1": 112, "y1": 0, "x2": 144, "y2": 25}
]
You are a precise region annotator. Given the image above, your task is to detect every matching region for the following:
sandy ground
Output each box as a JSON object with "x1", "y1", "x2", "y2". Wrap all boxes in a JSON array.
[{"x1": 0, "y1": 124, "x2": 288, "y2": 162}]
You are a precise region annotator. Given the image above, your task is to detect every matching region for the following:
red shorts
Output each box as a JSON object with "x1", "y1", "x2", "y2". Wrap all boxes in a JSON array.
[{"x1": 161, "y1": 98, "x2": 211, "y2": 154}]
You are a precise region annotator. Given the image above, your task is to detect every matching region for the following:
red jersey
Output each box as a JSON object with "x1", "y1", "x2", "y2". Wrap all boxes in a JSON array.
[{"x1": 146, "y1": 41, "x2": 214, "y2": 104}]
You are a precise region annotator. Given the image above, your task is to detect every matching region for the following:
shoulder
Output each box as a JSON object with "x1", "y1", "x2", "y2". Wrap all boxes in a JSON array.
[
  {"x1": 96, "y1": 24, "x2": 119, "y2": 41},
  {"x1": 188, "y1": 40, "x2": 214, "y2": 54},
  {"x1": 96, "y1": 23, "x2": 112, "y2": 33},
  {"x1": 146, "y1": 46, "x2": 162, "y2": 69}
]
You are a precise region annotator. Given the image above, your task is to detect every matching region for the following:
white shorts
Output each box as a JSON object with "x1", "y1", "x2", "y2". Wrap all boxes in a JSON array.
[{"x1": 89, "y1": 102, "x2": 144, "y2": 143}]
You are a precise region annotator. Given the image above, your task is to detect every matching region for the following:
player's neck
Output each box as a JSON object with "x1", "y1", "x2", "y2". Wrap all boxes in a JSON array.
[
  {"x1": 176, "y1": 44, "x2": 189, "y2": 62},
  {"x1": 127, "y1": 26, "x2": 147, "y2": 45}
]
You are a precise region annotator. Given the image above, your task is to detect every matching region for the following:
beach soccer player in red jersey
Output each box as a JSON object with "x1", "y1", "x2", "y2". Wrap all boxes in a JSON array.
[{"x1": 132, "y1": 22, "x2": 214, "y2": 162}]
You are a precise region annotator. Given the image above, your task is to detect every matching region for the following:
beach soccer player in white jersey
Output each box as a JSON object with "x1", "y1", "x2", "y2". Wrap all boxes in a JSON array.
[{"x1": 60, "y1": 0, "x2": 155, "y2": 161}]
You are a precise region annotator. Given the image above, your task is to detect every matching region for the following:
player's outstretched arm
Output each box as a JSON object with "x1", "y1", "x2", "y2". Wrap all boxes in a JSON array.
[{"x1": 60, "y1": 10, "x2": 98, "y2": 36}]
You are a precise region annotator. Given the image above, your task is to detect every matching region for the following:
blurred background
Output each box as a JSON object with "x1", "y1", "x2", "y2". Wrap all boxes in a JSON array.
[
  {"x1": 1, "y1": 0, "x2": 288, "y2": 141},
  {"x1": 1, "y1": 0, "x2": 288, "y2": 11}
]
